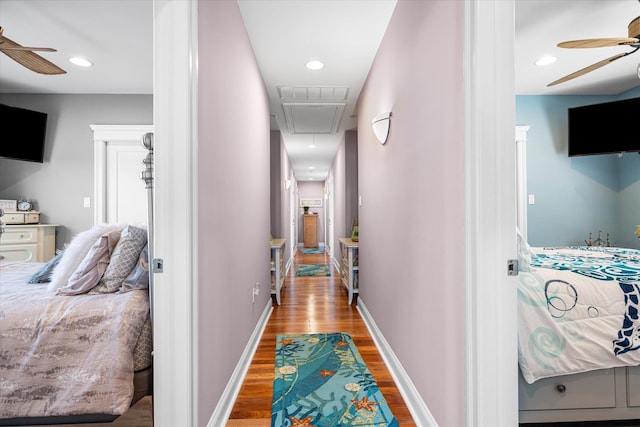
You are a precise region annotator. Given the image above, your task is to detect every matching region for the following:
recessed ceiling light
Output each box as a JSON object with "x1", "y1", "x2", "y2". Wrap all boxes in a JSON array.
[
  {"x1": 309, "y1": 143, "x2": 317, "y2": 149},
  {"x1": 308, "y1": 166, "x2": 315, "y2": 170},
  {"x1": 69, "y1": 57, "x2": 93, "y2": 67},
  {"x1": 305, "y1": 60, "x2": 324, "y2": 70},
  {"x1": 534, "y1": 56, "x2": 557, "y2": 66}
]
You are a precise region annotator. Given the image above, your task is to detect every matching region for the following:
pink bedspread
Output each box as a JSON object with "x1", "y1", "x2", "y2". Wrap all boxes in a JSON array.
[{"x1": 0, "y1": 262, "x2": 150, "y2": 418}]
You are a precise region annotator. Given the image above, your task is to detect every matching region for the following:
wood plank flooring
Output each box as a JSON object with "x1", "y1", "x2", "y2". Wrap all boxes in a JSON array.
[{"x1": 227, "y1": 248, "x2": 416, "y2": 426}]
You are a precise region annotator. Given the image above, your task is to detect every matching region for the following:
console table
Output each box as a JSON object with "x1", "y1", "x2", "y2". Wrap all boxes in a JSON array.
[
  {"x1": 338, "y1": 237, "x2": 359, "y2": 304},
  {"x1": 270, "y1": 238, "x2": 286, "y2": 305}
]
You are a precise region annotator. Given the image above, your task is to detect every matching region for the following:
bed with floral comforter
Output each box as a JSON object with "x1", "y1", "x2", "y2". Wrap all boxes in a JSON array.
[{"x1": 0, "y1": 261, "x2": 150, "y2": 420}]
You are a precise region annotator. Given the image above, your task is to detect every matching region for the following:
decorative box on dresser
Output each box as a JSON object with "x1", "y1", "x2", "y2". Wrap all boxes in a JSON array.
[
  {"x1": 270, "y1": 238, "x2": 286, "y2": 305},
  {"x1": 303, "y1": 214, "x2": 318, "y2": 248},
  {"x1": 0, "y1": 224, "x2": 57, "y2": 265},
  {"x1": 338, "y1": 237, "x2": 358, "y2": 305}
]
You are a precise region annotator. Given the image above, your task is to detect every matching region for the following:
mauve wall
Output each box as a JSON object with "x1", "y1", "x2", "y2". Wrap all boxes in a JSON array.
[
  {"x1": 328, "y1": 132, "x2": 346, "y2": 261},
  {"x1": 344, "y1": 130, "x2": 359, "y2": 236},
  {"x1": 357, "y1": 1, "x2": 464, "y2": 426},
  {"x1": 270, "y1": 130, "x2": 282, "y2": 237},
  {"x1": 279, "y1": 135, "x2": 294, "y2": 263},
  {"x1": 197, "y1": 1, "x2": 271, "y2": 425}
]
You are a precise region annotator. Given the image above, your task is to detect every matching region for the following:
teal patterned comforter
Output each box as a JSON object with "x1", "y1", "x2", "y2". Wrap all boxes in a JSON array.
[{"x1": 518, "y1": 246, "x2": 640, "y2": 384}]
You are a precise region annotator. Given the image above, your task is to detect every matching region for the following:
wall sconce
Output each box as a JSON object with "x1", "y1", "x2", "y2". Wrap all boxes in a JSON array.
[
  {"x1": 284, "y1": 179, "x2": 292, "y2": 190},
  {"x1": 371, "y1": 112, "x2": 392, "y2": 145}
]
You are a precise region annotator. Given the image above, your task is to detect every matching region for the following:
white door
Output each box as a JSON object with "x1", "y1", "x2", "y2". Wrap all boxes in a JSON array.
[
  {"x1": 105, "y1": 143, "x2": 148, "y2": 224},
  {"x1": 91, "y1": 124, "x2": 153, "y2": 225}
]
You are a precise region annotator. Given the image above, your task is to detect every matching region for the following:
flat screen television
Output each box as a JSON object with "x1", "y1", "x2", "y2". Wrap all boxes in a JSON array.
[
  {"x1": 0, "y1": 103, "x2": 48, "y2": 163},
  {"x1": 568, "y1": 97, "x2": 639, "y2": 157}
]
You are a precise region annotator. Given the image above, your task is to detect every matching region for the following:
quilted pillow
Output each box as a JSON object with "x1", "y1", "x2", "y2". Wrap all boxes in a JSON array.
[
  {"x1": 57, "y1": 230, "x2": 122, "y2": 295},
  {"x1": 120, "y1": 243, "x2": 149, "y2": 292},
  {"x1": 48, "y1": 224, "x2": 123, "y2": 292},
  {"x1": 91, "y1": 225, "x2": 147, "y2": 294},
  {"x1": 28, "y1": 251, "x2": 65, "y2": 284}
]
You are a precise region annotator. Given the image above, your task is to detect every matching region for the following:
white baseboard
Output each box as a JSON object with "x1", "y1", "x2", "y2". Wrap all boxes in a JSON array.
[
  {"x1": 207, "y1": 300, "x2": 273, "y2": 427},
  {"x1": 331, "y1": 256, "x2": 340, "y2": 272},
  {"x1": 357, "y1": 300, "x2": 439, "y2": 427}
]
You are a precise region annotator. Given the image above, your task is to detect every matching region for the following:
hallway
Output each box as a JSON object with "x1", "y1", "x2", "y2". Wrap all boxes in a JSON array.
[{"x1": 227, "y1": 248, "x2": 416, "y2": 425}]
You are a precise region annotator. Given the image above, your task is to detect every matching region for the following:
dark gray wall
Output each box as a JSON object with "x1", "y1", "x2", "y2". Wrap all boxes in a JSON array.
[{"x1": 0, "y1": 94, "x2": 153, "y2": 250}]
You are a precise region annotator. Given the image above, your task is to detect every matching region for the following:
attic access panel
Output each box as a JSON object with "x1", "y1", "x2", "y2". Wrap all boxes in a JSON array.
[{"x1": 282, "y1": 102, "x2": 346, "y2": 134}]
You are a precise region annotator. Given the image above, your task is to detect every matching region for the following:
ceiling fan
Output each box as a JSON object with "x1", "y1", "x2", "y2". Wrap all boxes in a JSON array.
[
  {"x1": 0, "y1": 26, "x2": 66, "y2": 75},
  {"x1": 548, "y1": 9, "x2": 640, "y2": 86}
]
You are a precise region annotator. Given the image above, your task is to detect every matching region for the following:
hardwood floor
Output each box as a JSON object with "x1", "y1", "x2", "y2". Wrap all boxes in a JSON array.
[
  {"x1": 227, "y1": 248, "x2": 416, "y2": 426},
  {"x1": 21, "y1": 249, "x2": 414, "y2": 427}
]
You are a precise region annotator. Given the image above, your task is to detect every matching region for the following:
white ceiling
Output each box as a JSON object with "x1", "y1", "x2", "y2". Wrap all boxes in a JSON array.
[
  {"x1": 0, "y1": 0, "x2": 152, "y2": 94},
  {"x1": 1, "y1": 0, "x2": 639, "y2": 180}
]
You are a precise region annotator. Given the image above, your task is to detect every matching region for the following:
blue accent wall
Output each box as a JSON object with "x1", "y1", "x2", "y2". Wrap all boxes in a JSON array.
[{"x1": 516, "y1": 86, "x2": 640, "y2": 249}]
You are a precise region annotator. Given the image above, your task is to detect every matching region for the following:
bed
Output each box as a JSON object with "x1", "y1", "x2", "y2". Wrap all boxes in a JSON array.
[
  {"x1": 0, "y1": 223, "x2": 152, "y2": 425},
  {"x1": 517, "y1": 243, "x2": 640, "y2": 423}
]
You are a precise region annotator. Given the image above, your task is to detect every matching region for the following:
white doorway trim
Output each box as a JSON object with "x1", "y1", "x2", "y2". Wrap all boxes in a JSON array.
[
  {"x1": 153, "y1": 0, "x2": 198, "y2": 425},
  {"x1": 516, "y1": 126, "x2": 530, "y2": 240},
  {"x1": 464, "y1": 1, "x2": 518, "y2": 426},
  {"x1": 91, "y1": 124, "x2": 154, "y2": 225}
]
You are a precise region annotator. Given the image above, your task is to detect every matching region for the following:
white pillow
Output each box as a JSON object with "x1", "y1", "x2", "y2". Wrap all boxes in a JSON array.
[
  {"x1": 57, "y1": 229, "x2": 122, "y2": 295},
  {"x1": 516, "y1": 227, "x2": 536, "y2": 272},
  {"x1": 48, "y1": 224, "x2": 124, "y2": 292}
]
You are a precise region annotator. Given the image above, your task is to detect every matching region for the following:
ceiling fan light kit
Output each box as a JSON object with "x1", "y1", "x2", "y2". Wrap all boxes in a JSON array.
[{"x1": 547, "y1": 10, "x2": 640, "y2": 87}]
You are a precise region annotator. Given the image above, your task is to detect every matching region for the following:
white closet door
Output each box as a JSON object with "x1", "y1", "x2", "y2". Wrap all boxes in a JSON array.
[
  {"x1": 91, "y1": 124, "x2": 153, "y2": 226},
  {"x1": 106, "y1": 142, "x2": 147, "y2": 225}
]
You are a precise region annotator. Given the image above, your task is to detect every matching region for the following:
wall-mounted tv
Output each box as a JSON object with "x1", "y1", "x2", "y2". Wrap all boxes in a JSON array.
[
  {"x1": 568, "y1": 97, "x2": 639, "y2": 157},
  {"x1": 0, "y1": 103, "x2": 48, "y2": 163}
]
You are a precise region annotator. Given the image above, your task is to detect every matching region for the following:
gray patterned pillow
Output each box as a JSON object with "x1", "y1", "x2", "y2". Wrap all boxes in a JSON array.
[
  {"x1": 120, "y1": 243, "x2": 149, "y2": 292},
  {"x1": 90, "y1": 225, "x2": 148, "y2": 294}
]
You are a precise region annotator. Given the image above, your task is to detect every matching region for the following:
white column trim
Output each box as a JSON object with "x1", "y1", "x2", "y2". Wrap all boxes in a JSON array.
[
  {"x1": 152, "y1": 0, "x2": 198, "y2": 425},
  {"x1": 464, "y1": 1, "x2": 518, "y2": 426},
  {"x1": 516, "y1": 126, "x2": 530, "y2": 240}
]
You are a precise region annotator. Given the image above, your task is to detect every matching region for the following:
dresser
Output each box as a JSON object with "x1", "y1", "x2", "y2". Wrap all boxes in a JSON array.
[
  {"x1": 303, "y1": 214, "x2": 318, "y2": 247},
  {"x1": 0, "y1": 224, "x2": 57, "y2": 265}
]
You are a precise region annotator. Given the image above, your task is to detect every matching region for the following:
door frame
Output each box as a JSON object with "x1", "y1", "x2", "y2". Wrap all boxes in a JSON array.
[
  {"x1": 152, "y1": 0, "x2": 517, "y2": 425},
  {"x1": 463, "y1": 1, "x2": 518, "y2": 425},
  {"x1": 152, "y1": 0, "x2": 199, "y2": 425},
  {"x1": 91, "y1": 124, "x2": 154, "y2": 225}
]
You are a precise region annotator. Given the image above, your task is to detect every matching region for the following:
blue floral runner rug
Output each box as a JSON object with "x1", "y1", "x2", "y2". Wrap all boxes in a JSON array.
[
  {"x1": 296, "y1": 264, "x2": 331, "y2": 276},
  {"x1": 301, "y1": 247, "x2": 325, "y2": 254},
  {"x1": 272, "y1": 332, "x2": 399, "y2": 427}
]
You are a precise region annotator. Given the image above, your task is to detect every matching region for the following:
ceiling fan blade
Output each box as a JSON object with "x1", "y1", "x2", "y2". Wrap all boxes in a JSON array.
[
  {"x1": 547, "y1": 52, "x2": 627, "y2": 87},
  {"x1": 0, "y1": 46, "x2": 57, "y2": 52},
  {"x1": 0, "y1": 35, "x2": 65, "y2": 75},
  {"x1": 1, "y1": 49, "x2": 66, "y2": 75},
  {"x1": 558, "y1": 37, "x2": 639, "y2": 48}
]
